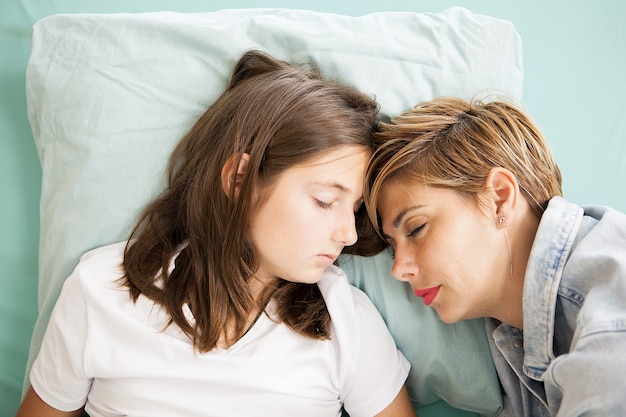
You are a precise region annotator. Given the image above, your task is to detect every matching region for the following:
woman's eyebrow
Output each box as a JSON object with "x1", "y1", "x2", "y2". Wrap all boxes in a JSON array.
[
  {"x1": 381, "y1": 205, "x2": 424, "y2": 239},
  {"x1": 392, "y1": 205, "x2": 426, "y2": 228}
]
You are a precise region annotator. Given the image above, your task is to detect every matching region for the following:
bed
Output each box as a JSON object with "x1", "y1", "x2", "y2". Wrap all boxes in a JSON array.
[{"x1": 1, "y1": 1, "x2": 624, "y2": 416}]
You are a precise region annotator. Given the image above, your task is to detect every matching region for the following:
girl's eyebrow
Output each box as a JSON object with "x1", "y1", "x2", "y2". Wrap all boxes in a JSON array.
[{"x1": 313, "y1": 181, "x2": 350, "y2": 193}]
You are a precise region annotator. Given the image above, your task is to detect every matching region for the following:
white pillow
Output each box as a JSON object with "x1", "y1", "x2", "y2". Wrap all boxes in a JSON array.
[{"x1": 26, "y1": 7, "x2": 522, "y2": 414}]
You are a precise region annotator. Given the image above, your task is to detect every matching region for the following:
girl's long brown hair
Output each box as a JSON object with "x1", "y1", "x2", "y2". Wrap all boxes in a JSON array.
[{"x1": 122, "y1": 50, "x2": 379, "y2": 351}]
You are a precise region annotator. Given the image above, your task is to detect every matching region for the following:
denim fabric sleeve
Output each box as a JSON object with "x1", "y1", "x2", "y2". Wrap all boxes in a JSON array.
[
  {"x1": 545, "y1": 325, "x2": 626, "y2": 416},
  {"x1": 544, "y1": 206, "x2": 626, "y2": 416}
]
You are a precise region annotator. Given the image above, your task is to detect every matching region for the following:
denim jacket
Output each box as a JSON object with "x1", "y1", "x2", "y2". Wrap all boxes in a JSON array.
[{"x1": 487, "y1": 196, "x2": 626, "y2": 416}]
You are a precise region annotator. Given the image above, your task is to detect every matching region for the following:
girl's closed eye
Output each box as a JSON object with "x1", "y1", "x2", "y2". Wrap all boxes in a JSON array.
[{"x1": 315, "y1": 198, "x2": 335, "y2": 210}]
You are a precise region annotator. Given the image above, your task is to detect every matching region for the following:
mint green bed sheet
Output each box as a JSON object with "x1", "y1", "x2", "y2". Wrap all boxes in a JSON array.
[{"x1": 1, "y1": 1, "x2": 625, "y2": 417}]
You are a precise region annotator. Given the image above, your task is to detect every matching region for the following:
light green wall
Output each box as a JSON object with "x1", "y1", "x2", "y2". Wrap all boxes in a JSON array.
[{"x1": 1, "y1": 1, "x2": 624, "y2": 416}]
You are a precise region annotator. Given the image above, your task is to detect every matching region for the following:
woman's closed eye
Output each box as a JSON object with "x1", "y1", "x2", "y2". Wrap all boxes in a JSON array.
[{"x1": 407, "y1": 224, "x2": 425, "y2": 238}]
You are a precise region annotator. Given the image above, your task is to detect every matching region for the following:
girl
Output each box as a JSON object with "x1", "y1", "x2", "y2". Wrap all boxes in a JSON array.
[
  {"x1": 362, "y1": 96, "x2": 626, "y2": 416},
  {"x1": 17, "y1": 50, "x2": 414, "y2": 417}
]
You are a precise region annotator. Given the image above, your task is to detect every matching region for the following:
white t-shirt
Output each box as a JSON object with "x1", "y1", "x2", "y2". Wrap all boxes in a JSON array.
[{"x1": 30, "y1": 241, "x2": 410, "y2": 417}]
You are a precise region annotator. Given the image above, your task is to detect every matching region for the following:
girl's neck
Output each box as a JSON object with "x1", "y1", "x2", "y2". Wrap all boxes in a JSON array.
[
  {"x1": 216, "y1": 274, "x2": 277, "y2": 349},
  {"x1": 217, "y1": 306, "x2": 265, "y2": 349}
]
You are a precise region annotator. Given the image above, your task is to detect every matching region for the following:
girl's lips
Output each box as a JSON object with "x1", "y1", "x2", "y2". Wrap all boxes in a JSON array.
[
  {"x1": 317, "y1": 254, "x2": 337, "y2": 266},
  {"x1": 414, "y1": 286, "x2": 440, "y2": 306}
]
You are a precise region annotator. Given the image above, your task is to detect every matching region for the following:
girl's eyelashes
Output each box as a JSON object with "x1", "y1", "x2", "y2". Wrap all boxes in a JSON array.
[
  {"x1": 314, "y1": 196, "x2": 361, "y2": 211},
  {"x1": 315, "y1": 199, "x2": 334, "y2": 210}
]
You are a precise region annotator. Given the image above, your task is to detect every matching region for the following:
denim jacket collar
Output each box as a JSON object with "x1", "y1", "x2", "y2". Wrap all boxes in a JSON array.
[{"x1": 521, "y1": 197, "x2": 583, "y2": 379}]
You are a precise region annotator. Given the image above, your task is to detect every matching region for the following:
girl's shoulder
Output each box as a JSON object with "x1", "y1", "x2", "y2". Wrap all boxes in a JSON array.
[
  {"x1": 69, "y1": 240, "x2": 129, "y2": 294},
  {"x1": 78, "y1": 240, "x2": 127, "y2": 265},
  {"x1": 317, "y1": 265, "x2": 386, "y2": 330},
  {"x1": 318, "y1": 265, "x2": 364, "y2": 305}
]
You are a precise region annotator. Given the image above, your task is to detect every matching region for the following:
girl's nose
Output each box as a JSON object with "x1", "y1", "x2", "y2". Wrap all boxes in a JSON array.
[{"x1": 332, "y1": 211, "x2": 358, "y2": 247}]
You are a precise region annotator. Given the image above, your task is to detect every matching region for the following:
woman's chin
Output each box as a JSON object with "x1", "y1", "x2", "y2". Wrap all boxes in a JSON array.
[{"x1": 433, "y1": 306, "x2": 466, "y2": 324}]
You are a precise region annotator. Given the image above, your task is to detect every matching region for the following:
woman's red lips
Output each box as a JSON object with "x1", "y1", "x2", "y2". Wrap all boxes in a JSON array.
[{"x1": 414, "y1": 286, "x2": 440, "y2": 306}]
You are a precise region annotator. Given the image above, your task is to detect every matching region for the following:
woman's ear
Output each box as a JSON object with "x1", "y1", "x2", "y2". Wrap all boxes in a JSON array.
[
  {"x1": 485, "y1": 167, "x2": 519, "y2": 224},
  {"x1": 221, "y1": 153, "x2": 251, "y2": 199}
]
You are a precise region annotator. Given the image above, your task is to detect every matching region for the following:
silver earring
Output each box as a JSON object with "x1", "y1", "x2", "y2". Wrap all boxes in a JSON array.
[
  {"x1": 504, "y1": 229, "x2": 513, "y2": 276},
  {"x1": 497, "y1": 217, "x2": 512, "y2": 275}
]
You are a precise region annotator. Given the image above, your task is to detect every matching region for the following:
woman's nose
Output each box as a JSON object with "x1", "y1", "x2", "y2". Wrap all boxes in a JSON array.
[{"x1": 390, "y1": 247, "x2": 416, "y2": 282}]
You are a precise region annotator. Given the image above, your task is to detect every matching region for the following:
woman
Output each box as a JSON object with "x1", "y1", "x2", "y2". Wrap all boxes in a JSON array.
[
  {"x1": 17, "y1": 50, "x2": 415, "y2": 417},
  {"x1": 361, "y1": 96, "x2": 626, "y2": 416}
]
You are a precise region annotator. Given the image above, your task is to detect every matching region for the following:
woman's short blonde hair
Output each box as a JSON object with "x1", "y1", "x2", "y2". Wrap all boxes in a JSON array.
[{"x1": 365, "y1": 96, "x2": 562, "y2": 238}]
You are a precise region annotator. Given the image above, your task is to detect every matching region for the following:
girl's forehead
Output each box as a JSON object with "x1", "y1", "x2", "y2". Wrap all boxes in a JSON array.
[
  {"x1": 298, "y1": 145, "x2": 370, "y2": 167},
  {"x1": 274, "y1": 147, "x2": 369, "y2": 192}
]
